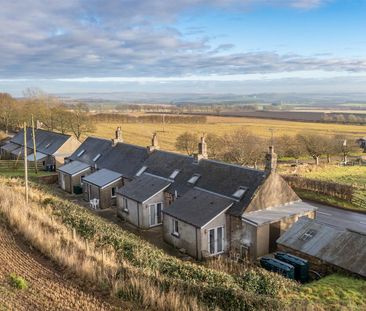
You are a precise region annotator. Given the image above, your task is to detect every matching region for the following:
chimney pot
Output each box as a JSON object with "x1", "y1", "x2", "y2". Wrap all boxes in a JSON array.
[{"x1": 265, "y1": 145, "x2": 277, "y2": 172}]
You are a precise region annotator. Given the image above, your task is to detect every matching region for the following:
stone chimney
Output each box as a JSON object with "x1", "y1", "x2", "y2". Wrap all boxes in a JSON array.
[
  {"x1": 112, "y1": 127, "x2": 123, "y2": 146},
  {"x1": 147, "y1": 132, "x2": 160, "y2": 153},
  {"x1": 265, "y1": 146, "x2": 277, "y2": 173},
  {"x1": 194, "y1": 134, "x2": 208, "y2": 162}
]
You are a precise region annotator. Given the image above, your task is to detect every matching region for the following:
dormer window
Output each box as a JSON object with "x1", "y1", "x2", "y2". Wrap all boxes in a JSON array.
[
  {"x1": 188, "y1": 174, "x2": 200, "y2": 185},
  {"x1": 77, "y1": 149, "x2": 85, "y2": 157},
  {"x1": 169, "y1": 169, "x2": 180, "y2": 179},
  {"x1": 232, "y1": 187, "x2": 247, "y2": 199},
  {"x1": 93, "y1": 153, "x2": 101, "y2": 162},
  {"x1": 136, "y1": 166, "x2": 147, "y2": 176}
]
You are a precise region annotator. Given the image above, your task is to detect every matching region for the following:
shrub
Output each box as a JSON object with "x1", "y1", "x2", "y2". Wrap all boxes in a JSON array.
[{"x1": 9, "y1": 273, "x2": 28, "y2": 289}]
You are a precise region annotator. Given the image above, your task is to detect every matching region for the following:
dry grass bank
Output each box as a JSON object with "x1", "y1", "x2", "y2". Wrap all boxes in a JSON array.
[{"x1": 0, "y1": 180, "x2": 204, "y2": 311}]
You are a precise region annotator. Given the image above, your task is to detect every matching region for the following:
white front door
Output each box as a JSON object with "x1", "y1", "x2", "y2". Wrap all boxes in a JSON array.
[
  {"x1": 60, "y1": 173, "x2": 65, "y2": 190},
  {"x1": 208, "y1": 226, "x2": 224, "y2": 255},
  {"x1": 149, "y1": 203, "x2": 163, "y2": 226}
]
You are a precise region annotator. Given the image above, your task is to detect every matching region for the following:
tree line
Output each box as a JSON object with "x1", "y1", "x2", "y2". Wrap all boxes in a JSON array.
[
  {"x1": 0, "y1": 90, "x2": 95, "y2": 140},
  {"x1": 175, "y1": 130, "x2": 360, "y2": 167},
  {"x1": 91, "y1": 113, "x2": 207, "y2": 124}
]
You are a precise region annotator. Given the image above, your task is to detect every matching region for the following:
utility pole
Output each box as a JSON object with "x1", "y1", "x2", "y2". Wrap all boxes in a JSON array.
[
  {"x1": 31, "y1": 115, "x2": 38, "y2": 174},
  {"x1": 23, "y1": 122, "x2": 29, "y2": 204},
  {"x1": 162, "y1": 114, "x2": 165, "y2": 132}
]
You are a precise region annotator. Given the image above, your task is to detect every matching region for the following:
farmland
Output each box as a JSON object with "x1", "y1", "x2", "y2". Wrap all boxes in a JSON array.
[{"x1": 93, "y1": 115, "x2": 366, "y2": 153}]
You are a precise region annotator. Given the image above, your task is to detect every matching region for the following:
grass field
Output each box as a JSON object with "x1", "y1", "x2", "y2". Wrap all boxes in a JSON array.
[
  {"x1": 291, "y1": 274, "x2": 366, "y2": 311},
  {"x1": 300, "y1": 165, "x2": 366, "y2": 210},
  {"x1": 93, "y1": 115, "x2": 366, "y2": 152}
]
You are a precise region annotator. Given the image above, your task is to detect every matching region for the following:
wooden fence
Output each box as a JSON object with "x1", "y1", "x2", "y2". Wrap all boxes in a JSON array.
[
  {"x1": 0, "y1": 160, "x2": 43, "y2": 171},
  {"x1": 282, "y1": 175, "x2": 354, "y2": 202}
]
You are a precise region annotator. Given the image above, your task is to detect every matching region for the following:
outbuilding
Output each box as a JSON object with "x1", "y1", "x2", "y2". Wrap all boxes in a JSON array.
[
  {"x1": 57, "y1": 160, "x2": 91, "y2": 193},
  {"x1": 82, "y1": 168, "x2": 123, "y2": 209},
  {"x1": 116, "y1": 173, "x2": 171, "y2": 229},
  {"x1": 163, "y1": 188, "x2": 233, "y2": 259}
]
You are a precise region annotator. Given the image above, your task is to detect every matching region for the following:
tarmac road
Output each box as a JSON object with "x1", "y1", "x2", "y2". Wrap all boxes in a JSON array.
[{"x1": 306, "y1": 201, "x2": 366, "y2": 234}]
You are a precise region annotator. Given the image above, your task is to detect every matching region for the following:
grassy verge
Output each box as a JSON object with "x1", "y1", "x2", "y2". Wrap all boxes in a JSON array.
[{"x1": 289, "y1": 274, "x2": 366, "y2": 311}]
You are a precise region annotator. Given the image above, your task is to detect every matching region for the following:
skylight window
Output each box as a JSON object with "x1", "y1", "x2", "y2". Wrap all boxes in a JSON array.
[
  {"x1": 136, "y1": 166, "x2": 147, "y2": 176},
  {"x1": 93, "y1": 153, "x2": 101, "y2": 162},
  {"x1": 232, "y1": 187, "x2": 247, "y2": 199},
  {"x1": 299, "y1": 229, "x2": 317, "y2": 241},
  {"x1": 169, "y1": 169, "x2": 180, "y2": 179},
  {"x1": 77, "y1": 149, "x2": 85, "y2": 157},
  {"x1": 188, "y1": 174, "x2": 200, "y2": 185}
]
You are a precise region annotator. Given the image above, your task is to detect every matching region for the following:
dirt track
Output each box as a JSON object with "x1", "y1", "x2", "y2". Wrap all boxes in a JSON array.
[{"x1": 0, "y1": 225, "x2": 121, "y2": 311}]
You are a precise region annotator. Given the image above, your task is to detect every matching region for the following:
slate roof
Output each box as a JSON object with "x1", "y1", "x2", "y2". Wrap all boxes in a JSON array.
[
  {"x1": 277, "y1": 217, "x2": 366, "y2": 277},
  {"x1": 57, "y1": 160, "x2": 90, "y2": 176},
  {"x1": 141, "y1": 150, "x2": 268, "y2": 216},
  {"x1": 117, "y1": 173, "x2": 171, "y2": 203},
  {"x1": 0, "y1": 142, "x2": 19, "y2": 152},
  {"x1": 82, "y1": 168, "x2": 122, "y2": 188},
  {"x1": 10, "y1": 128, "x2": 71, "y2": 155},
  {"x1": 96, "y1": 142, "x2": 149, "y2": 178},
  {"x1": 27, "y1": 152, "x2": 47, "y2": 162},
  {"x1": 163, "y1": 188, "x2": 233, "y2": 228},
  {"x1": 68, "y1": 136, "x2": 112, "y2": 166},
  {"x1": 242, "y1": 201, "x2": 317, "y2": 226}
]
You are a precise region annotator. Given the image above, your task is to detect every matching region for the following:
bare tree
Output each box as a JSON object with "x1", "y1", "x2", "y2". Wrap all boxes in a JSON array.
[
  {"x1": 68, "y1": 103, "x2": 95, "y2": 141},
  {"x1": 221, "y1": 129, "x2": 265, "y2": 168},
  {"x1": 297, "y1": 133, "x2": 328, "y2": 165},
  {"x1": 175, "y1": 132, "x2": 198, "y2": 155},
  {"x1": 276, "y1": 135, "x2": 306, "y2": 165},
  {"x1": 0, "y1": 93, "x2": 15, "y2": 133}
]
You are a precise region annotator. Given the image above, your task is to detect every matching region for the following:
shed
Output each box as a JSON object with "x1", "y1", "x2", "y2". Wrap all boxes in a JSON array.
[
  {"x1": 277, "y1": 217, "x2": 366, "y2": 278},
  {"x1": 57, "y1": 160, "x2": 91, "y2": 193},
  {"x1": 82, "y1": 168, "x2": 123, "y2": 209}
]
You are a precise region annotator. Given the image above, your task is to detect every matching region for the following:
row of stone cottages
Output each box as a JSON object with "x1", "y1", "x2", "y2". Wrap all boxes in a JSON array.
[{"x1": 1, "y1": 127, "x2": 316, "y2": 260}]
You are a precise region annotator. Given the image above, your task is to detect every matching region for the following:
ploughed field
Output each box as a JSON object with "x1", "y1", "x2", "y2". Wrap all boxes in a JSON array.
[
  {"x1": 93, "y1": 115, "x2": 366, "y2": 153},
  {"x1": 0, "y1": 225, "x2": 116, "y2": 311}
]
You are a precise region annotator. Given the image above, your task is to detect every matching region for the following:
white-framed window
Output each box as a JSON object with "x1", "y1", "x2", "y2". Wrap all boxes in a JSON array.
[
  {"x1": 122, "y1": 198, "x2": 129, "y2": 213},
  {"x1": 136, "y1": 166, "x2": 147, "y2": 177},
  {"x1": 172, "y1": 219, "x2": 179, "y2": 237},
  {"x1": 148, "y1": 202, "x2": 163, "y2": 226},
  {"x1": 232, "y1": 187, "x2": 247, "y2": 200},
  {"x1": 169, "y1": 169, "x2": 180, "y2": 179},
  {"x1": 208, "y1": 226, "x2": 224, "y2": 255},
  {"x1": 188, "y1": 174, "x2": 200, "y2": 185},
  {"x1": 77, "y1": 149, "x2": 85, "y2": 157},
  {"x1": 111, "y1": 186, "x2": 116, "y2": 198},
  {"x1": 93, "y1": 153, "x2": 101, "y2": 162}
]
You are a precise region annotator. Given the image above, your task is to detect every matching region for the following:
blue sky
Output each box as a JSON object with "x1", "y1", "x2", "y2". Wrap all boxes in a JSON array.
[{"x1": 1, "y1": 0, "x2": 366, "y2": 96}]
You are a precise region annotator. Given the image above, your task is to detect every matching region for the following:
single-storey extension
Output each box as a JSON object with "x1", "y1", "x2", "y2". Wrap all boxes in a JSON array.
[
  {"x1": 82, "y1": 168, "x2": 123, "y2": 209},
  {"x1": 116, "y1": 173, "x2": 171, "y2": 229},
  {"x1": 277, "y1": 217, "x2": 366, "y2": 278}
]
